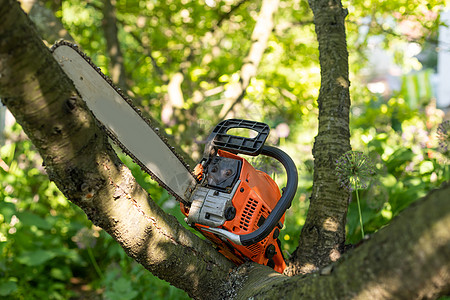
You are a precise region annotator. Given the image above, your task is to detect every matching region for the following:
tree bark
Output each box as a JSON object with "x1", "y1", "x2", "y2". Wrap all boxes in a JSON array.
[
  {"x1": 228, "y1": 183, "x2": 450, "y2": 299},
  {"x1": 0, "y1": 1, "x2": 233, "y2": 299},
  {"x1": 285, "y1": 0, "x2": 352, "y2": 275},
  {"x1": 101, "y1": 0, "x2": 127, "y2": 89}
]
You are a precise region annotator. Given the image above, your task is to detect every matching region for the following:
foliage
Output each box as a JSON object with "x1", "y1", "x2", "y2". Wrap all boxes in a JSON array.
[
  {"x1": 2, "y1": 0, "x2": 450, "y2": 297},
  {"x1": 346, "y1": 96, "x2": 449, "y2": 243},
  {"x1": 0, "y1": 124, "x2": 188, "y2": 299}
]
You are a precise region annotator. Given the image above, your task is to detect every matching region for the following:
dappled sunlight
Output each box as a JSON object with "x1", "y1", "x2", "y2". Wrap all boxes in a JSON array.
[
  {"x1": 323, "y1": 217, "x2": 339, "y2": 232},
  {"x1": 104, "y1": 164, "x2": 177, "y2": 251},
  {"x1": 301, "y1": 263, "x2": 318, "y2": 274},
  {"x1": 336, "y1": 76, "x2": 349, "y2": 88},
  {"x1": 355, "y1": 278, "x2": 402, "y2": 300},
  {"x1": 413, "y1": 208, "x2": 450, "y2": 258},
  {"x1": 269, "y1": 271, "x2": 286, "y2": 278},
  {"x1": 340, "y1": 185, "x2": 450, "y2": 299},
  {"x1": 329, "y1": 248, "x2": 341, "y2": 262},
  {"x1": 101, "y1": 160, "x2": 234, "y2": 293}
]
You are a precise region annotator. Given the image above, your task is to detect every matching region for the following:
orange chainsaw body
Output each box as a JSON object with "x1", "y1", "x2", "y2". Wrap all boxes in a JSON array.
[{"x1": 181, "y1": 150, "x2": 286, "y2": 273}]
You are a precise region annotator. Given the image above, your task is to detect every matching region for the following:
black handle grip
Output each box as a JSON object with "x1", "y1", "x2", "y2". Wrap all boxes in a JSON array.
[
  {"x1": 239, "y1": 145, "x2": 298, "y2": 246},
  {"x1": 207, "y1": 119, "x2": 270, "y2": 156}
]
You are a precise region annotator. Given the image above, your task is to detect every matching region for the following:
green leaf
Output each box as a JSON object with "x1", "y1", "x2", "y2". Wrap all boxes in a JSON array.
[
  {"x1": 17, "y1": 249, "x2": 56, "y2": 266},
  {"x1": 105, "y1": 277, "x2": 138, "y2": 300},
  {"x1": 50, "y1": 267, "x2": 71, "y2": 281},
  {"x1": 419, "y1": 161, "x2": 434, "y2": 175},
  {"x1": 15, "y1": 211, "x2": 52, "y2": 230},
  {"x1": 0, "y1": 202, "x2": 16, "y2": 223},
  {"x1": 385, "y1": 148, "x2": 414, "y2": 173},
  {"x1": 380, "y1": 174, "x2": 397, "y2": 188},
  {"x1": 0, "y1": 281, "x2": 17, "y2": 296},
  {"x1": 0, "y1": 143, "x2": 16, "y2": 164}
]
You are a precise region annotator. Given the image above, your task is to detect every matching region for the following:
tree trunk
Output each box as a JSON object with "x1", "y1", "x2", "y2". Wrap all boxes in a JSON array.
[{"x1": 285, "y1": 0, "x2": 352, "y2": 275}]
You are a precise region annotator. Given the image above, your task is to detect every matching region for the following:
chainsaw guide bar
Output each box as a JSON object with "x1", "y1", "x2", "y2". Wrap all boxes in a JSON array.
[{"x1": 51, "y1": 41, "x2": 196, "y2": 205}]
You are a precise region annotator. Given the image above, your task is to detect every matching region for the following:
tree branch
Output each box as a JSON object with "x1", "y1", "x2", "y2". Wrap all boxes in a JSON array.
[
  {"x1": 127, "y1": 29, "x2": 166, "y2": 81},
  {"x1": 215, "y1": 0, "x2": 249, "y2": 29},
  {"x1": 0, "y1": 1, "x2": 233, "y2": 299},
  {"x1": 2, "y1": 1, "x2": 450, "y2": 299},
  {"x1": 101, "y1": 0, "x2": 127, "y2": 89},
  {"x1": 218, "y1": 0, "x2": 280, "y2": 120},
  {"x1": 19, "y1": 0, "x2": 74, "y2": 44},
  {"x1": 285, "y1": 0, "x2": 351, "y2": 275},
  {"x1": 227, "y1": 183, "x2": 450, "y2": 299}
]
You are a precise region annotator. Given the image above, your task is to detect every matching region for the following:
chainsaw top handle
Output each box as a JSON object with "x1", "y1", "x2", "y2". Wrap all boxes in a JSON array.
[
  {"x1": 205, "y1": 144, "x2": 298, "y2": 246},
  {"x1": 201, "y1": 119, "x2": 270, "y2": 162}
]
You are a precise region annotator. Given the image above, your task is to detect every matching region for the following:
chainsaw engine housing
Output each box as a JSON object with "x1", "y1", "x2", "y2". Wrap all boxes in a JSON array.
[
  {"x1": 181, "y1": 119, "x2": 297, "y2": 274},
  {"x1": 181, "y1": 150, "x2": 286, "y2": 273}
]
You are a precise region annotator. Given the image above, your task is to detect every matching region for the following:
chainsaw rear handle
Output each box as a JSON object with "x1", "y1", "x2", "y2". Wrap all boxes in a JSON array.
[
  {"x1": 239, "y1": 146, "x2": 298, "y2": 245},
  {"x1": 205, "y1": 145, "x2": 298, "y2": 246}
]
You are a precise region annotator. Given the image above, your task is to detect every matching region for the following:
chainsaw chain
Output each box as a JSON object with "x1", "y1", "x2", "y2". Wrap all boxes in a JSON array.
[{"x1": 51, "y1": 40, "x2": 193, "y2": 205}]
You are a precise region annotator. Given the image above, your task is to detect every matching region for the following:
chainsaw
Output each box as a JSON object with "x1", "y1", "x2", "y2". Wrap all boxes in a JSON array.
[{"x1": 51, "y1": 41, "x2": 298, "y2": 274}]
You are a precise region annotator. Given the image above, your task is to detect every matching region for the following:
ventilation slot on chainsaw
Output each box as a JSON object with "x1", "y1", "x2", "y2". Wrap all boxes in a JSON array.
[
  {"x1": 247, "y1": 243, "x2": 261, "y2": 257},
  {"x1": 246, "y1": 236, "x2": 269, "y2": 258},
  {"x1": 240, "y1": 198, "x2": 258, "y2": 231}
]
